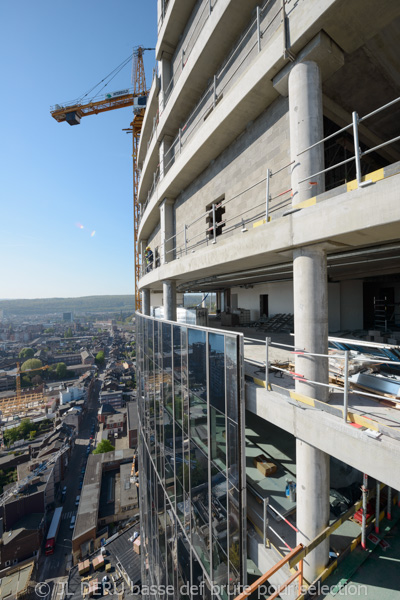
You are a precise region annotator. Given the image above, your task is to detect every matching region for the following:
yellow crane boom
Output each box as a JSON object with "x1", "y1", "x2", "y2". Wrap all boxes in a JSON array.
[{"x1": 50, "y1": 46, "x2": 153, "y2": 311}]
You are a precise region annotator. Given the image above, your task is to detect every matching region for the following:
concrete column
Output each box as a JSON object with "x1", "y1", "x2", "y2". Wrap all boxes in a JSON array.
[
  {"x1": 163, "y1": 280, "x2": 176, "y2": 321},
  {"x1": 140, "y1": 239, "x2": 148, "y2": 278},
  {"x1": 142, "y1": 289, "x2": 150, "y2": 316},
  {"x1": 289, "y1": 61, "x2": 324, "y2": 206},
  {"x1": 296, "y1": 439, "x2": 330, "y2": 581},
  {"x1": 160, "y1": 198, "x2": 175, "y2": 264},
  {"x1": 294, "y1": 244, "x2": 330, "y2": 582},
  {"x1": 159, "y1": 135, "x2": 174, "y2": 180},
  {"x1": 159, "y1": 56, "x2": 172, "y2": 112}
]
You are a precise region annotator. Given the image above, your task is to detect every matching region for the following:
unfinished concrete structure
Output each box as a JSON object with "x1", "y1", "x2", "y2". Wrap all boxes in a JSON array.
[{"x1": 136, "y1": 0, "x2": 400, "y2": 597}]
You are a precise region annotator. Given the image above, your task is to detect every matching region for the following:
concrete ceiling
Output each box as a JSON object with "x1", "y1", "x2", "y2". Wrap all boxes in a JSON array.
[{"x1": 323, "y1": 16, "x2": 400, "y2": 154}]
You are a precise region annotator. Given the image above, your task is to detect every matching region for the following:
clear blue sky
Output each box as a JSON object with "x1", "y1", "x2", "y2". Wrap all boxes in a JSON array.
[{"x1": 0, "y1": 1, "x2": 157, "y2": 299}]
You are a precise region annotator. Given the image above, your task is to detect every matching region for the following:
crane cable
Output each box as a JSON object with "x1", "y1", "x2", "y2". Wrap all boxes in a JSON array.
[{"x1": 78, "y1": 51, "x2": 134, "y2": 104}]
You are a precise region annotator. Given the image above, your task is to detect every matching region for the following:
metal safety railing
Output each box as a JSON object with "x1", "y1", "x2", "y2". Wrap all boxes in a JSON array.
[
  {"x1": 141, "y1": 0, "x2": 284, "y2": 214},
  {"x1": 243, "y1": 336, "x2": 400, "y2": 424},
  {"x1": 139, "y1": 159, "x2": 294, "y2": 276},
  {"x1": 233, "y1": 543, "x2": 304, "y2": 600},
  {"x1": 298, "y1": 95, "x2": 400, "y2": 189},
  {"x1": 160, "y1": 0, "x2": 282, "y2": 178}
]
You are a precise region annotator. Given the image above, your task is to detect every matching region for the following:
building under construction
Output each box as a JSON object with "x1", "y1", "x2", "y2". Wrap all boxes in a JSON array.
[{"x1": 135, "y1": 0, "x2": 400, "y2": 598}]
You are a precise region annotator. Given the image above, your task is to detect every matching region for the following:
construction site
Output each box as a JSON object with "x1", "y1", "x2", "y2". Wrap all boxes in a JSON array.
[{"x1": 133, "y1": 0, "x2": 400, "y2": 599}]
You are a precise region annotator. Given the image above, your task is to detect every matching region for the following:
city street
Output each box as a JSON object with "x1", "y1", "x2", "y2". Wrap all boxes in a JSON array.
[{"x1": 35, "y1": 376, "x2": 102, "y2": 587}]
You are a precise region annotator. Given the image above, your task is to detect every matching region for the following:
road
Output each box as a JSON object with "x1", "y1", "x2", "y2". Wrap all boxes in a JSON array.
[{"x1": 35, "y1": 375, "x2": 102, "y2": 586}]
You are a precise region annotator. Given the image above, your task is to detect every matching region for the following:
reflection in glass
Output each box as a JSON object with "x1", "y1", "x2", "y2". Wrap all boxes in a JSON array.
[
  {"x1": 209, "y1": 333, "x2": 225, "y2": 414},
  {"x1": 136, "y1": 314, "x2": 244, "y2": 600},
  {"x1": 226, "y1": 335, "x2": 238, "y2": 422},
  {"x1": 210, "y1": 407, "x2": 227, "y2": 472}
]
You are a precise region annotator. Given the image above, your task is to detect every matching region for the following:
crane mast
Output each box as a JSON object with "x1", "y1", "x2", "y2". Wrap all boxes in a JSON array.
[{"x1": 50, "y1": 46, "x2": 153, "y2": 312}]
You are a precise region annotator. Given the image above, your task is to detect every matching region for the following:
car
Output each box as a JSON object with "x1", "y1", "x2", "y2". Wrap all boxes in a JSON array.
[
  {"x1": 69, "y1": 515, "x2": 76, "y2": 530},
  {"x1": 79, "y1": 481, "x2": 83, "y2": 490},
  {"x1": 90, "y1": 435, "x2": 93, "y2": 440},
  {"x1": 62, "y1": 486, "x2": 67, "y2": 494},
  {"x1": 75, "y1": 495, "x2": 80, "y2": 506},
  {"x1": 81, "y1": 469, "x2": 85, "y2": 475}
]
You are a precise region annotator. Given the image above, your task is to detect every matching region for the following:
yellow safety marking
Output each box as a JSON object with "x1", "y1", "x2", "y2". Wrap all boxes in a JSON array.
[
  {"x1": 346, "y1": 168, "x2": 384, "y2": 191},
  {"x1": 347, "y1": 412, "x2": 379, "y2": 431},
  {"x1": 290, "y1": 390, "x2": 316, "y2": 407},
  {"x1": 295, "y1": 196, "x2": 316, "y2": 209},
  {"x1": 253, "y1": 377, "x2": 390, "y2": 434},
  {"x1": 320, "y1": 559, "x2": 338, "y2": 582},
  {"x1": 253, "y1": 219, "x2": 266, "y2": 228}
]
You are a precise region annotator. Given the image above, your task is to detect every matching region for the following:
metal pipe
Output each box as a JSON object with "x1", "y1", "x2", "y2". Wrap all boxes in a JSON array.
[
  {"x1": 387, "y1": 486, "x2": 392, "y2": 520},
  {"x1": 265, "y1": 337, "x2": 271, "y2": 390},
  {"x1": 263, "y1": 497, "x2": 269, "y2": 547},
  {"x1": 361, "y1": 474, "x2": 368, "y2": 550},
  {"x1": 352, "y1": 111, "x2": 363, "y2": 186},
  {"x1": 362, "y1": 133, "x2": 400, "y2": 156},
  {"x1": 297, "y1": 123, "x2": 353, "y2": 156},
  {"x1": 375, "y1": 482, "x2": 380, "y2": 534},
  {"x1": 359, "y1": 95, "x2": 400, "y2": 123},
  {"x1": 212, "y1": 204, "x2": 217, "y2": 244},
  {"x1": 298, "y1": 155, "x2": 355, "y2": 184},
  {"x1": 343, "y1": 350, "x2": 349, "y2": 423},
  {"x1": 257, "y1": 7, "x2": 261, "y2": 52},
  {"x1": 184, "y1": 225, "x2": 187, "y2": 255},
  {"x1": 266, "y1": 168, "x2": 270, "y2": 223}
]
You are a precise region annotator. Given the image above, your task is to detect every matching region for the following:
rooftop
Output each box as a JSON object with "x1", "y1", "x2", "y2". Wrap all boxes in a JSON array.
[{"x1": 67, "y1": 524, "x2": 141, "y2": 600}]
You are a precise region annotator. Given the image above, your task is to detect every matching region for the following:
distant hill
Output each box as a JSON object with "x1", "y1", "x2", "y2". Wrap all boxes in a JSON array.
[{"x1": 0, "y1": 295, "x2": 135, "y2": 316}]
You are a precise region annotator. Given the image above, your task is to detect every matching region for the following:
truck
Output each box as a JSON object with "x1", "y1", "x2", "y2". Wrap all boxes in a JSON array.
[{"x1": 45, "y1": 507, "x2": 63, "y2": 555}]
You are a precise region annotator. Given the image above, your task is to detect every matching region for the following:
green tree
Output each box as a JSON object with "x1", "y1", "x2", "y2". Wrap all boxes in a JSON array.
[
  {"x1": 95, "y1": 351, "x2": 105, "y2": 366},
  {"x1": 64, "y1": 327, "x2": 73, "y2": 338},
  {"x1": 55, "y1": 362, "x2": 68, "y2": 379},
  {"x1": 21, "y1": 358, "x2": 43, "y2": 375},
  {"x1": 93, "y1": 439, "x2": 115, "y2": 454},
  {"x1": 19, "y1": 347, "x2": 34, "y2": 359}
]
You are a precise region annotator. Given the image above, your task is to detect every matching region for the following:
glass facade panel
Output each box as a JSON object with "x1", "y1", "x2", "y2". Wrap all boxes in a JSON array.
[{"x1": 137, "y1": 314, "x2": 245, "y2": 600}]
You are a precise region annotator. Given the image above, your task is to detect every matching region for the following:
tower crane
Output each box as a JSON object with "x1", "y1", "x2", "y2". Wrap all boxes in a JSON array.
[{"x1": 50, "y1": 46, "x2": 154, "y2": 311}]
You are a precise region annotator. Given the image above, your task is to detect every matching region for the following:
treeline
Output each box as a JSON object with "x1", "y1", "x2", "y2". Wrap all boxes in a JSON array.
[{"x1": 0, "y1": 295, "x2": 135, "y2": 316}]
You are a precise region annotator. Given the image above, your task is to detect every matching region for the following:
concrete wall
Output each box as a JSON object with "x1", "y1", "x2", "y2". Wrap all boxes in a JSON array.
[
  {"x1": 174, "y1": 96, "x2": 290, "y2": 256},
  {"x1": 231, "y1": 280, "x2": 357, "y2": 331},
  {"x1": 232, "y1": 282, "x2": 293, "y2": 322}
]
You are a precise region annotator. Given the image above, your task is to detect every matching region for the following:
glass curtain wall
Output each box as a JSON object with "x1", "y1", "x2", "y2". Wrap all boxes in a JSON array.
[{"x1": 136, "y1": 313, "x2": 246, "y2": 600}]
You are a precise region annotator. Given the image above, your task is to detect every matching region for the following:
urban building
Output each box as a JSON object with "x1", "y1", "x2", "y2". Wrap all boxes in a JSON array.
[{"x1": 136, "y1": 0, "x2": 400, "y2": 599}]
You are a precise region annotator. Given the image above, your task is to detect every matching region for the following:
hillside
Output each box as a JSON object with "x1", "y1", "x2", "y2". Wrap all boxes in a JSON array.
[{"x1": 0, "y1": 295, "x2": 135, "y2": 316}]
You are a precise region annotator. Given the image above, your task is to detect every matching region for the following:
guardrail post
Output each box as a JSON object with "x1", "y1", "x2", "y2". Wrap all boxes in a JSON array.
[
  {"x1": 343, "y1": 350, "x2": 349, "y2": 422},
  {"x1": 375, "y1": 482, "x2": 381, "y2": 534},
  {"x1": 213, "y1": 75, "x2": 217, "y2": 109},
  {"x1": 179, "y1": 128, "x2": 182, "y2": 154},
  {"x1": 266, "y1": 168, "x2": 270, "y2": 223},
  {"x1": 212, "y1": 204, "x2": 217, "y2": 244},
  {"x1": 184, "y1": 225, "x2": 187, "y2": 255},
  {"x1": 181, "y1": 49, "x2": 185, "y2": 70},
  {"x1": 263, "y1": 497, "x2": 269, "y2": 547},
  {"x1": 352, "y1": 111, "x2": 362, "y2": 187},
  {"x1": 209, "y1": 0, "x2": 212, "y2": 15},
  {"x1": 387, "y1": 486, "x2": 392, "y2": 520},
  {"x1": 265, "y1": 336, "x2": 271, "y2": 390},
  {"x1": 257, "y1": 6, "x2": 261, "y2": 52},
  {"x1": 361, "y1": 474, "x2": 368, "y2": 550}
]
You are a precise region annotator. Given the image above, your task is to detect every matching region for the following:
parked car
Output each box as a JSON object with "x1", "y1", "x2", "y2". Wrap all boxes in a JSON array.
[
  {"x1": 75, "y1": 495, "x2": 80, "y2": 506},
  {"x1": 70, "y1": 515, "x2": 76, "y2": 530}
]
